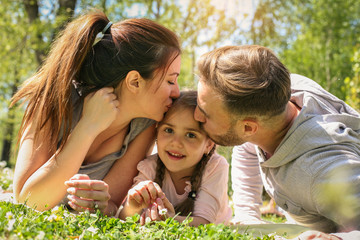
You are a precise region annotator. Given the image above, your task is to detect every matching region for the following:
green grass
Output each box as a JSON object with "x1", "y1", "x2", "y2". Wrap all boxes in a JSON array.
[
  {"x1": 0, "y1": 161, "x2": 285, "y2": 239},
  {"x1": 0, "y1": 202, "x2": 279, "y2": 240}
]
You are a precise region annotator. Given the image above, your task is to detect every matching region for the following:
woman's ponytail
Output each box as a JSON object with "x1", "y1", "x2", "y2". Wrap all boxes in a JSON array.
[{"x1": 11, "y1": 11, "x2": 111, "y2": 154}]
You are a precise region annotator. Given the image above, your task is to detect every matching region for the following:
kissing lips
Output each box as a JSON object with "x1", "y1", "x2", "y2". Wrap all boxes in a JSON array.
[{"x1": 166, "y1": 151, "x2": 185, "y2": 161}]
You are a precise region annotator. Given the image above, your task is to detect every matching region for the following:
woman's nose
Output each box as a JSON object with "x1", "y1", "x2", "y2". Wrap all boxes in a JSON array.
[
  {"x1": 171, "y1": 82, "x2": 180, "y2": 99},
  {"x1": 194, "y1": 106, "x2": 206, "y2": 123}
]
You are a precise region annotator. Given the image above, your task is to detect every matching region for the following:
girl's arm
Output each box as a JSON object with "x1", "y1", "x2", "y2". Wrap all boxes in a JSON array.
[{"x1": 13, "y1": 88, "x2": 119, "y2": 210}]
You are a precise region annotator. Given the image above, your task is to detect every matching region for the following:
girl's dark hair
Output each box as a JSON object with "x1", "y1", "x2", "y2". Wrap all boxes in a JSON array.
[
  {"x1": 153, "y1": 90, "x2": 216, "y2": 216},
  {"x1": 11, "y1": 10, "x2": 181, "y2": 154}
]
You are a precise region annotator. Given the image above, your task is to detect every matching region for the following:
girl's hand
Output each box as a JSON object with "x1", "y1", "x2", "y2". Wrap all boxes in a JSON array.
[
  {"x1": 126, "y1": 180, "x2": 165, "y2": 210},
  {"x1": 139, "y1": 197, "x2": 175, "y2": 225},
  {"x1": 65, "y1": 174, "x2": 110, "y2": 213},
  {"x1": 81, "y1": 87, "x2": 120, "y2": 135}
]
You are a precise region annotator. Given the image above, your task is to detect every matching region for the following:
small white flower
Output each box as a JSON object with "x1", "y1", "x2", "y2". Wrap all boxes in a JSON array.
[
  {"x1": 45, "y1": 214, "x2": 57, "y2": 222},
  {"x1": 6, "y1": 212, "x2": 14, "y2": 219},
  {"x1": 0, "y1": 161, "x2": 6, "y2": 168},
  {"x1": 35, "y1": 231, "x2": 46, "y2": 239},
  {"x1": 51, "y1": 206, "x2": 60, "y2": 213},
  {"x1": 145, "y1": 217, "x2": 152, "y2": 224},
  {"x1": 159, "y1": 208, "x2": 168, "y2": 215},
  {"x1": 7, "y1": 218, "x2": 15, "y2": 231},
  {"x1": 3, "y1": 168, "x2": 12, "y2": 175},
  {"x1": 86, "y1": 226, "x2": 98, "y2": 234}
]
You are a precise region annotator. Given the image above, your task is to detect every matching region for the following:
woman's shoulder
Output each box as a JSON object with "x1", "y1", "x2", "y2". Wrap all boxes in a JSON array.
[{"x1": 131, "y1": 118, "x2": 156, "y2": 132}]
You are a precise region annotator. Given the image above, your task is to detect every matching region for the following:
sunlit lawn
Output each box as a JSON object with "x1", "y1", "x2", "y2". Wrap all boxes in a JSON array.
[{"x1": 0, "y1": 162, "x2": 286, "y2": 239}]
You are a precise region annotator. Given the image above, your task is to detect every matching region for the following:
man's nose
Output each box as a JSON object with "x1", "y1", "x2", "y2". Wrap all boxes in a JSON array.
[{"x1": 194, "y1": 106, "x2": 206, "y2": 123}]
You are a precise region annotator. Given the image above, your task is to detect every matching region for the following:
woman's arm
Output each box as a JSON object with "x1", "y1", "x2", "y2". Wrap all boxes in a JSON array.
[
  {"x1": 104, "y1": 124, "x2": 156, "y2": 209},
  {"x1": 64, "y1": 123, "x2": 157, "y2": 215},
  {"x1": 13, "y1": 88, "x2": 119, "y2": 210}
]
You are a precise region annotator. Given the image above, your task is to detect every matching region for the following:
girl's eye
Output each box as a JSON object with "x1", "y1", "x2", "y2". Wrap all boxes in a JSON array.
[
  {"x1": 164, "y1": 128, "x2": 173, "y2": 134},
  {"x1": 186, "y1": 132, "x2": 196, "y2": 138}
]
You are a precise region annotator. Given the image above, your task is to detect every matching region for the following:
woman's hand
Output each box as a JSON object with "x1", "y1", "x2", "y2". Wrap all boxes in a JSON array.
[
  {"x1": 81, "y1": 87, "x2": 120, "y2": 135},
  {"x1": 65, "y1": 174, "x2": 111, "y2": 213}
]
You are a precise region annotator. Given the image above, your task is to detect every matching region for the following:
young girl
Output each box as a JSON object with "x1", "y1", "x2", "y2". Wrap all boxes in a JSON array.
[
  {"x1": 119, "y1": 91, "x2": 232, "y2": 226},
  {"x1": 10, "y1": 10, "x2": 181, "y2": 215}
]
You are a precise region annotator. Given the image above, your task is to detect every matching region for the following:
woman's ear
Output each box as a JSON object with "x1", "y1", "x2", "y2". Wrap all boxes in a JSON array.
[{"x1": 125, "y1": 70, "x2": 142, "y2": 94}]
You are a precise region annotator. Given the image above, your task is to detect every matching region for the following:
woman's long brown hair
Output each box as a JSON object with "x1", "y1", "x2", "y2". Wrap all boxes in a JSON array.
[{"x1": 11, "y1": 10, "x2": 180, "y2": 155}]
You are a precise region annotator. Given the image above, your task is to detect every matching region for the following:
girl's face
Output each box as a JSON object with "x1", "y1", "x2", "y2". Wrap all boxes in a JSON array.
[
  {"x1": 156, "y1": 107, "x2": 214, "y2": 177},
  {"x1": 141, "y1": 55, "x2": 181, "y2": 121}
]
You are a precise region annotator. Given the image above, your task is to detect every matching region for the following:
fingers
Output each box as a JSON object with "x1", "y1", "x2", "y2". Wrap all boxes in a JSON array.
[
  {"x1": 65, "y1": 179, "x2": 109, "y2": 191},
  {"x1": 66, "y1": 174, "x2": 90, "y2": 182},
  {"x1": 65, "y1": 179, "x2": 110, "y2": 213},
  {"x1": 67, "y1": 195, "x2": 108, "y2": 212},
  {"x1": 140, "y1": 209, "x2": 148, "y2": 225},
  {"x1": 139, "y1": 203, "x2": 161, "y2": 225},
  {"x1": 153, "y1": 182, "x2": 165, "y2": 199},
  {"x1": 128, "y1": 181, "x2": 164, "y2": 206},
  {"x1": 82, "y1": 87, "x2": 119, "y2": 134},
  {"x1": 150, "y1": 203, "x2": 161, "y2": 221},
  {"x1": 67, "y1": 187, "x2": 110, "y2": 202},
  {"x1": 160, "y1": 196, "x2": 175, "y2": 214}
]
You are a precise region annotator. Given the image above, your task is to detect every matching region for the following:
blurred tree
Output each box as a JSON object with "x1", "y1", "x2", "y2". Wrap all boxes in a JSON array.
[
  {"x1": 240, "y1": 0, "x2": 360, "y2": 102},
  {"x1": 282, "y1": 0, "x2": 360, "y2": 100},
  {"x1": 343, "y1": 46, "x2": 360, "y2": 111},
  {"x1": 0, "y1": 0, "x2": 239, "y2": 163},
  {"x1": 0, "y1": 0, "x2": 77, "y2": 164}
]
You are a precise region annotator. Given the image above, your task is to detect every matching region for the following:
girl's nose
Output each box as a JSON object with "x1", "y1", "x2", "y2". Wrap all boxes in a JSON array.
[
  {"x1": 170, "y1": 135, "x2": 183, "y2": 148},
  {"x1": 194, "y1": 106, "x2": 206, "y2": 123}
]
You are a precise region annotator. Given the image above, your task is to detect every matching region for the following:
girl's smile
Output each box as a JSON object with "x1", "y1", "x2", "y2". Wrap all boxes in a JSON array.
[{"x1": 157, "y1": 108, "x2": 214, "y2": 177}]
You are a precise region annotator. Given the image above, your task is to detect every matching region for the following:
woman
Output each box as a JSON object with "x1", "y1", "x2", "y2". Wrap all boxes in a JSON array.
[{"x1": 10, "y1": 10, "x2": 181, "y2": 216}]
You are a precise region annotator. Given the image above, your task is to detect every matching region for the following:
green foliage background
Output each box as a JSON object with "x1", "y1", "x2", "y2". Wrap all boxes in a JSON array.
[
  {"x1": 1, "y1": 1, "x2": 357, "y2": 237},
  {"x1": 0, "y1": 0, "x2": 359, "y2": 164}
]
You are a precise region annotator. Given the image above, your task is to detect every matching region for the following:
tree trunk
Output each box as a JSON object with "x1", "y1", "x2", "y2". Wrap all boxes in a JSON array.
[{"x1": 1, "y1": 83, "x2": 18, "y2": 164}]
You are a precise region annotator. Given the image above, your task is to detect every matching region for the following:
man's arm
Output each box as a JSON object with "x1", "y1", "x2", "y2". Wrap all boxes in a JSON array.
[{"x1": 231, "y1": 143, "x2": 265, "y2": 224}]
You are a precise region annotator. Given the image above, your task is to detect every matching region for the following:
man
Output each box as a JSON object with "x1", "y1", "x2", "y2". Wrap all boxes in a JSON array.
[{"x1": 194, "y1": 45, "x2": 360, "y2": 239}]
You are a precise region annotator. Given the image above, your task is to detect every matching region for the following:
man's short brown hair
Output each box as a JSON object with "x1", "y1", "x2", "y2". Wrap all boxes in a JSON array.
[{"x1": 197, "y1": 45, "x2": 291, "y2": 118}]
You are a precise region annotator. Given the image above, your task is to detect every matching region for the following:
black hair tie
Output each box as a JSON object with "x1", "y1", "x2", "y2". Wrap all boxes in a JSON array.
[{"x1": 188, "y1": 191, "x2": 197, "y2": 200}]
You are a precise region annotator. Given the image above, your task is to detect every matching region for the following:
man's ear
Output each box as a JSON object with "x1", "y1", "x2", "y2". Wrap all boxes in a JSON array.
[
  {"x1": 242, "y1": 119, "x2": 258, "y2": 137},
  {"x1": 125, "y1": 70, "x2": 142, "y2": 94}
]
